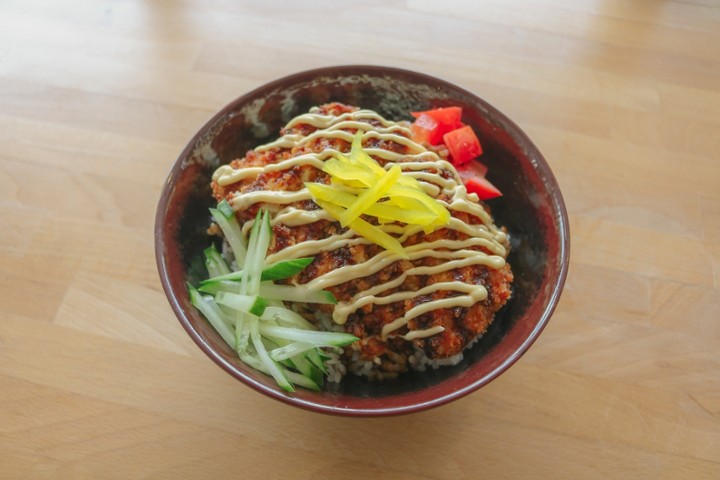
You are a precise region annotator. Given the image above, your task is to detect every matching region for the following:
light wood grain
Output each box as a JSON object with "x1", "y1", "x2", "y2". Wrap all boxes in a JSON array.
[{"x1": 1, "y1": 0, "x2": 718, "y2": 478}]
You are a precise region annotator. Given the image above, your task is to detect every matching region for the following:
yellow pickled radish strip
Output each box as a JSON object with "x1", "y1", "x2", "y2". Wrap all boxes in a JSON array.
[
  {"x1": 323, "y1": 159, "x2": 375, "y2": 187},
  {"x1": 385, "y1": 195, "x2": 427, "y2": 211},
  {"x1": 349, "y1": 131, "x2": 386, "y2": 176},
  {"x1": 316, "y1": 200, "x2": 408, "y2": 258},
  {"x1": 328, "y1": 180, "x2": 364, "y2": 195},
  {"x1": 348, "y1": 217, "x2": 407, "y2": 258},
  {"x1": 305, "y1": 183, "x2": 356, "y2": 208},
  {"x1": 385, "y1": 195, "x2": 447, "y2": 230},
  {"x1": 339, "y1": 165, "x2": 402, "y2": 227},
  {"x1": 315, "y1": 198, "x2": 346, "y2": 223},
  {"x1": 389, "y1": 184, "x2": 450, "y2": 222},
  {"x1": 307, "y1": 128, "x2": 453, "y2": 254},
  {"x1": 372, "y1": 205, "x2": 438, "y2": 225},
  {"x1": 331, "y1": 177, "x2": 367, "y2": 189},
  {"x1": 396, "y1": 174, "x2": 423, "y2": 189},
  {"x1": 306, "y1": 183, "x2": 438, "y2": 225}
]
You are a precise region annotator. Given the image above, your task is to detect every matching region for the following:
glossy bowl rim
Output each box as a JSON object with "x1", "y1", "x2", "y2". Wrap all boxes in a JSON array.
[{"x1": 155, "y1": 64, "x2": 570, "y2": 417}]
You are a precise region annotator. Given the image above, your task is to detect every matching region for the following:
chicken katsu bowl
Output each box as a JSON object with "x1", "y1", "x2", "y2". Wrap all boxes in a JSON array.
[{"x1": 155, "y1": 66, "x2": 569, "y2": 416}]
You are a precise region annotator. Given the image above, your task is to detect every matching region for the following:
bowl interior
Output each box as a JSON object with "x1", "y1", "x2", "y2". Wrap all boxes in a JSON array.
[{"x1": 155, "y1": 66, "x2": 569, "y2": 415}]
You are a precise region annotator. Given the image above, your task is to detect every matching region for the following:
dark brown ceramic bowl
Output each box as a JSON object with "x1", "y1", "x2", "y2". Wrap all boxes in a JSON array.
[{"x1": 155, "y1": 65, "x2": 569, "y2": 416}]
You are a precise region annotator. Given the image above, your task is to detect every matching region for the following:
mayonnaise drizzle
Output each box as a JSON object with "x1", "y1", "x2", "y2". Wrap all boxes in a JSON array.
[{"x1": 212, "y1": 107, "x2": 509, "y2": 341}]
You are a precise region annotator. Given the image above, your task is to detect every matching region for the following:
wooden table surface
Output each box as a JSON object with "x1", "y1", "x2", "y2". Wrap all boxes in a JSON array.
[{"x1": 2, "y1": 0, "x2": 719, "y2": 478}]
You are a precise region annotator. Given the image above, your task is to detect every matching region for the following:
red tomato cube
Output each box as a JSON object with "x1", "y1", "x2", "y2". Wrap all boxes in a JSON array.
[
  {"x1": 410, "y1": 107, "x2": 464, "y2": 146},
  {"x1": 443, "y1": 125, "x2": 483, "y2": 165},
  {"x1": 465, "y1": 176, "x2": 502, "y2": 200},
  {"x1": 411, "y1": 113, "x2": 443, "y2": 145}
]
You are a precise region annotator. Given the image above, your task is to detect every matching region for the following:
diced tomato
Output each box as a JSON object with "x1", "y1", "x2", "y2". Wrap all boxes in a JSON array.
[
  {"x1": 456, "y1": 159, "x2": 500, "y2": 200},
  {"x1": 411, "y1": 106, "x2": 463, "y2": 128},
  {"x1": 443, "y1": 125, "x2": 483, "y2": 165},
  {"x1": 464, "y1": 176, "x2": 502, "y2": 200},
  {"x1": 455, "y1": 160, "x2": 489, "y2": 184},
  {"x1": 410, "y1": 107, "x2": 464, "y2": 146},
  {"x1": 411, "y1": 113, "x2": 443, "y2": 145}
]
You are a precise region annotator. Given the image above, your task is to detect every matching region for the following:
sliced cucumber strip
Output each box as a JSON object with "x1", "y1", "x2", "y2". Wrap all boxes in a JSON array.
[
  {"x1": 243, "y1": 210, "x2": 272, "y2": 296},
  {"x1": 199, "y1": 270, "x2": 244, "y2": 284},
  {"x1": 188, "y1": 284, "x2": 235, "y2": 349},
  {"x1": 259, "y1": 283, "x2": 337, "y2": 305},
  {"x1": 215, "y1": 292, "x2": 267, "y2": 317},
  {"x1": 288, "y1": 352, "x2": 323, "y2": 386},
  {"x1": 306, "y1": 348, "x2": 328, "y2": 374},
  {"x1": 204, "y1": 244, "x2": 231, "y2": 277},
  {"x1": 259, "y1": 324, "x2": 358, "y2": 347},
  {"x1": 261, "y1": 306, "x2": 316, "y2": 330},
  {"x1": 284, "y1": 370, "x2": 321, "y2": 391},
  {"x1": 210, "y1": 207, "x2": 247, "y2": 268},
  {"x1": 198, "y1": 280, "x2": 243, "y2": 295},
  {"x1": 249, "y1": 317, "x2": 294, "y2": 392},
  {"x1": 217, "y1": 199, "x2": 235, "y2": 219},
  {"x1": 199, "y1": 257, "x2": 314, "y2": 286},
  {"x1": 261, "y1": 257, "x2": 314, "y2": 281},
  {"x1": 238, "y1": 349, "x2": 266, "y2": 373},
  {"x1": 269, "y1": 342, "x2": 317, "y2": 362},
  {"x1": 235, "y1": 316, "x2": 251, "y2": 354}
]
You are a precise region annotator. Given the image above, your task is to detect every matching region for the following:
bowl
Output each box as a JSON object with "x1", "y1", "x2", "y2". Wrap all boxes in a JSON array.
[{"x1": 155, "y1": 65, "x2": 569, "y2": 416}]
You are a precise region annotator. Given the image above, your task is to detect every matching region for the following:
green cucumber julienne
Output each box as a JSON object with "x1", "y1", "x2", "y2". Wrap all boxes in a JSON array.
[
  {"x1": 209, "y1": 200, "x2": 247, "y2": 269},
  {"x1": 188, "y1": 207, "x2": 357, "y2": 392},
  {"x1": 198, "y1": 256, "x2": 315, "y2": 284},
  {"x1": 203, "y1": 244, "x2": 231, "y2": 278}
]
